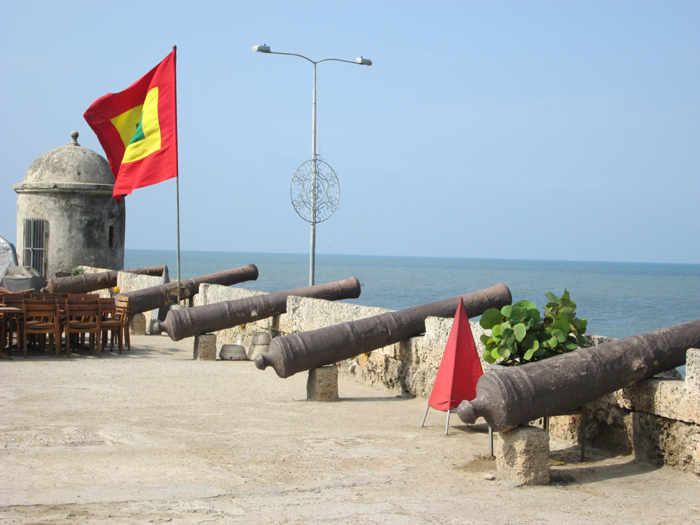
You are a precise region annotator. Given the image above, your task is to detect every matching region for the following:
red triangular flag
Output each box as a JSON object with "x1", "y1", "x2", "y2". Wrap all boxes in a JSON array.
[{"x1": 427, "y1": 298, "x2": 484, "y2": 411}]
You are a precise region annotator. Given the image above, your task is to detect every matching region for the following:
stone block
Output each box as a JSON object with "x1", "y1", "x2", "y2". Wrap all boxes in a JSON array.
[
  {"x1": 307, "y1": 365, "x2": 340, "y2": 402},
  {"x1": 193, "y1": 333, "x2": 217, "y2": 360},
  {"x1": 251, "y1": 331, "x2": 271, "y2": 345},
  {"x1": 247, "y1": 344, "x2": 270, "y2": 360},
  {"x1": 289, "y1": 295, "x2": 390, "y2": 334},
  {"x1": 496, "y1": 426, "x2": 550, "y2": 485},
  {"x1": 130, "y1": 312, "x2": 147, "y2": 336},
  {"x1": 219, "y1": 344, "x2": 247, "y2": 361},
  {"x1": 632, "y1": 411, "x2": 700, "y2": 471}
]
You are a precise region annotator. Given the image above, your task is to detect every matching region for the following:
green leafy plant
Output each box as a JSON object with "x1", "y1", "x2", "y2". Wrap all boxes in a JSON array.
[
  {"x1": 71, "y1": 267, "x2": 85, "y2": 276},
  {"x1": 479, "y1": 290, "x2": 587, "y2": 366}
]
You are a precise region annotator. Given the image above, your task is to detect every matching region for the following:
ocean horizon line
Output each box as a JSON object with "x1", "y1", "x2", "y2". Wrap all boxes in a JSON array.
[{"x1": 124, "y1": 248, "x2": 700, "y2": 269}]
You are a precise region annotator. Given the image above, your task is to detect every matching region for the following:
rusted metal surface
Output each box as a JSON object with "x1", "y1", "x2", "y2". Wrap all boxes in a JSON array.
[
  {"x1": 457, "y1": 319, "x2": 700, "y2": 432},
  {"x1": 153, "y1": 276, "x2": 361, "y2": 341},
  {"x1": 42, "y1": 266, "x2": 167, "y2": 294},
  {"x1": 118, "y1": 264, "x2": 259, "y2": 314},
  {"x1": 255, "y1": 283, "x2": 512, "y2": 378},
  {"x1": 128, "y1": 266, "x2": 167, "y2": 277}
]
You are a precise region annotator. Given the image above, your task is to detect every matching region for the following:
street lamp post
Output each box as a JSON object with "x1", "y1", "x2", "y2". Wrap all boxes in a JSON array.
[{"x1": 253, "y1": 44, "x2": 372, "y2": 285}]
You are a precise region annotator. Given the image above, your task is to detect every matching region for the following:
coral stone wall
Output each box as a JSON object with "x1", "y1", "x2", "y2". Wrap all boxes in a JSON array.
[{"x1": 144, "y1": 282, "x2": 700, "y2": 474}]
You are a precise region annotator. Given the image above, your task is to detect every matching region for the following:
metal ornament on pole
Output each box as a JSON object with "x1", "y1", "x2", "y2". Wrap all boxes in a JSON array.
[
  {"x1": 290, "y1": 158, "x2": 340, "y2": 282},
  {"x1": 253, "y1": 44, "x2": 371, "y2": 286}
]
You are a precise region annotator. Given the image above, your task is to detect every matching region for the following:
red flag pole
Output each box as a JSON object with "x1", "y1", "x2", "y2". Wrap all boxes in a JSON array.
[{"x1": 173, "y1": 45, "x2": 182, "y2": 306}]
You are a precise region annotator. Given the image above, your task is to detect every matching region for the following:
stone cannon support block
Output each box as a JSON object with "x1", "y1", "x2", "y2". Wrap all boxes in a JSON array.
[
  {"x1": 307, "y1": 365, "x2": 340, "y2": 402},
  {"x1": 193, "y1": 334, "x2": 217, "y2": 361},
  {"x1": 130, "y1": 313, "x2": 147, "y2": 336},
  {"x1": 220, "y1": 344, "x2": 247, "y2": 361},
  {"x1": 252, "y1": 331, "x2": 272, "y2": 345},
  {"x1": 496, "y1": 426, "x2": 550, "y2": 485}
]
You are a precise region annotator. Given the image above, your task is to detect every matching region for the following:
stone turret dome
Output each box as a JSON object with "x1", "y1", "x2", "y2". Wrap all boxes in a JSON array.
[
  {"x1": 13, "y1": 131, "x2": 125, "y2": 278},
  {"x1": 22, "y1": 131, "x2": 114, "y2": 186}
]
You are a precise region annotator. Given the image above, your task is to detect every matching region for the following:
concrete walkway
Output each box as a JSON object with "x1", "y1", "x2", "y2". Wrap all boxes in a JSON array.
[{"x1": 1, "y1": 335, "x2": 699, "y2": 524}]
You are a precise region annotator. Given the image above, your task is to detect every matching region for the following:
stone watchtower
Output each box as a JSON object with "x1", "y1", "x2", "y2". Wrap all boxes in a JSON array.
[{"x1": 13, "y1": 131, "x2": 125, "y2": 278}]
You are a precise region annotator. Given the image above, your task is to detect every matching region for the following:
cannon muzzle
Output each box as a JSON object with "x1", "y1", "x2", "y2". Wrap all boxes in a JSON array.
[
  {"x1": 153, "y1": 276, "x2": 362, "y2": 341},
  {"x1": 255, "y1": 283, "x2": 512, "y2": 378},
  {"x1": 118, "y1": 264, "x2": 259, "y2": 314},
  {"x1": 457, "y1": 319, "x2": 700, "y2": 431}
]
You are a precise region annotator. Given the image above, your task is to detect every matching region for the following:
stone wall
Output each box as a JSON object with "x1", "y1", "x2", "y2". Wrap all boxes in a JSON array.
[
  {"x1": 194, "y1": 285, "x2": 490, "y2": 397},
  {"x1": 584, "y1": 349, "x2": 700, "y2": 473},
  {"x1": 168, "y1": 283, "x2": 700, "y2": 473}
]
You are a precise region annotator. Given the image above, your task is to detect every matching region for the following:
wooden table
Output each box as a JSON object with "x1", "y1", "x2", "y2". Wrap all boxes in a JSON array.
[{"x1": 0, "y1": 306, "x2": 23, "y2": 359}]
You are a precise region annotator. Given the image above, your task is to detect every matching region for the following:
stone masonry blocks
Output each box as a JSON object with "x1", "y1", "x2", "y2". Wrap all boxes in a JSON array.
[
  {"x1": 307, "y1": 365, "x2": 340, "y2": 402},
  {"x1": 496, "y1": 426, "x2": 550, "y2": 485},
  {"x1": 130, "y1": 312, "x2": 147, "y2": 336},
  {"x1": 193, "y1": 333, "x2": 217, "y2": 360}
]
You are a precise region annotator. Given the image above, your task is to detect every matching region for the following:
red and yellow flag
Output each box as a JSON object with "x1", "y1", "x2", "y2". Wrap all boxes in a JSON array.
[{"x1": 84, "y1": 49, "x2": 177, "y2": 201}]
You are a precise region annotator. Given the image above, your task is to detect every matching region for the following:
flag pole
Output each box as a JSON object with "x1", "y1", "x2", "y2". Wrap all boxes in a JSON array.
[{"x1": 173, "y1": 45, "x2": 182, "y2": 306}]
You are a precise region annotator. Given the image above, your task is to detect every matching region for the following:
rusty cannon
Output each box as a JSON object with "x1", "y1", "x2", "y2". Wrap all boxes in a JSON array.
[
  {"x1": 457, "y1": 319, "x2": 700, "y2": 432},
  {"x1": 152, "y1": 276, "x2": 362, "y2": 341},
  {"x1": 255, "y1": 283, "x2": 512, "y2": 378},
  {"x1": 118, "y1": 264, "x2": 259, "y2": 314},
  {"x1": 42, "y1": 266, "x2": 167, "y2": 294}
]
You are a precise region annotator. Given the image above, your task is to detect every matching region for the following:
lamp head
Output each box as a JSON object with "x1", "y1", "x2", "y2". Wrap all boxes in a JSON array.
[
  {"x1": 355, "y1": 56, "x2": 372, "y2": 66},
  {"x1": 252, "y1": 44, "x2": 271, "y2": 53}
]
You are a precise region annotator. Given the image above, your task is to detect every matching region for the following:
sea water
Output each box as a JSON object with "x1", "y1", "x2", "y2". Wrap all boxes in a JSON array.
[{"x1": 125, "y1": 250, "x2": 700, "y2": 376}]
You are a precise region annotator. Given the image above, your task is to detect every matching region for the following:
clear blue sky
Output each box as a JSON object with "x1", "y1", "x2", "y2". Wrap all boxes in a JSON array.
[{"x1": 1, "y1": 1, "x2": 698, "y2": 264}]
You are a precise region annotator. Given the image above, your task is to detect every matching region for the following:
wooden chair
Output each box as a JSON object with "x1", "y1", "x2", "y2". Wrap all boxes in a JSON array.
[
  {"x1": 22, "y1": 299, "x2": 62, "y2": 358},
  {"x1": 99, "y1": 298, "x2": 121, "y2": 353},
  {"x1": 115, "y1": 296, "x2": 132, "y2": 352},
  {"x1": 64, "y1": 299, "x2": 102, "y2": 357},
  {"x1": 0, "y1": 308, "x2": 20, "y2": 359},
  {"x1": 2, "y1": 291, "x2": 33, "y2": 354},
  {"x1": 67, "y1": 295, "x2": 99, "y2": 348},
  {"x1": 34, "y1": 293, "x2": 67, "y2": 310},
  {"x1": 69, "y1": 294, "x2": 101, "y2": 301}
]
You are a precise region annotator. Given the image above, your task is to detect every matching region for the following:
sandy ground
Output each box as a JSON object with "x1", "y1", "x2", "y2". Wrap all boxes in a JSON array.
[{"x1": 1, "y1": 335, "x2": 699, "y2": 525}]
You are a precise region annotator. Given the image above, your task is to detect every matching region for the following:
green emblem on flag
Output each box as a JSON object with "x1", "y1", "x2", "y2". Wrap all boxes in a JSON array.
[{"x1": 130, "y1": 117, "x2": 146, "y2": 144}]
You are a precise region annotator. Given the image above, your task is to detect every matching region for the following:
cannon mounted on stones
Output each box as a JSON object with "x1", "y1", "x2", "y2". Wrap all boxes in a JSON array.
[
  {"x1": 152, "y1": 276, "x2": 362, "y2": 341},
  {"x1": 457, "y1": 319, "x2": 700, "y2": 431},
  {"x1": 255, "y1": 283, "x2": 513, "y2": 378},
  {"x1": 118, "y1": 264, "x2": 259, "y2": 314},
  {"x1": 42, "y1": 266, "x2": 166, "y2": 294}
]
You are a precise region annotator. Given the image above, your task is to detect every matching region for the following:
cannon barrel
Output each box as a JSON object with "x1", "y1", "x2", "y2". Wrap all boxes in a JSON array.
[
  {"x1": 152, "y1": 276, "x2": 362, "y2": 341},
  {"x1": 457, "y1": 319, "x2": 700, "y2": 431},
  {"x1": 118, "y1": 264, "x2": 259, "y2": 314},
  {"x1": 42, "y1": 266, "x2": 167, "y2": 294},
  {"x1": 255, "y1": 283, "x2": 512, "y2": 378}
]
